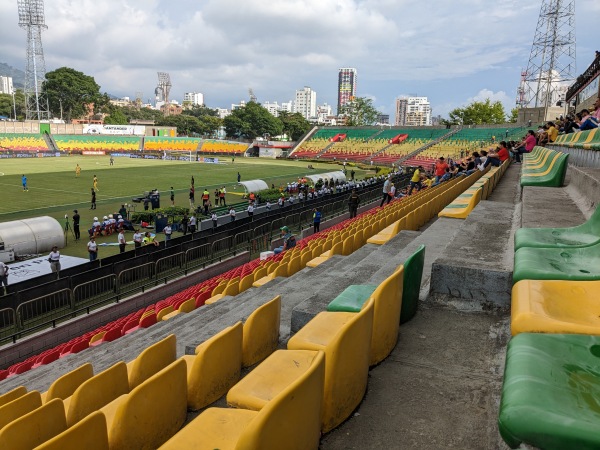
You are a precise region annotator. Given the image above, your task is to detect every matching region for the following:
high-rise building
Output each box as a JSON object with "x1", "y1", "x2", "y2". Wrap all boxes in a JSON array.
[
  {"x1": 294, "y1": 87, "x2": 317, "y2": 120},
  {"x1": 395, "y1": 96, "x2": 431, "y2": 126},
  {"x1": 0, "y1": 76, "x2": 14, "y2": 95},
  {"x1": 262, "y1": 101, "x2": 280, "y2": 117},
  {"x1": 337, "y1": 68, "x2": 357, "y2": 115},
  {"x1": 183, "y1": 92, "x2": 204, "y2": 106}
]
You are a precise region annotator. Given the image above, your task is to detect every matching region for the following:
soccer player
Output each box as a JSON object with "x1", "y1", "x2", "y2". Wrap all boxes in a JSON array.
[
  {"x1": 93, "y1": 174, "x2": 99, "y2": 191},
  {"x1": 22, "y1": 174, "x2": 28, "y2": 191},
  {"x1": 75, "y1": 164, "x2": 81, "y2": 177}
]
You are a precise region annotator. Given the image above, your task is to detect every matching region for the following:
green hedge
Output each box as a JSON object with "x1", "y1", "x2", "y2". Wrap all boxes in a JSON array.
[{"x1": 131, "y1": 206, "x2": 189, "y2": 224}]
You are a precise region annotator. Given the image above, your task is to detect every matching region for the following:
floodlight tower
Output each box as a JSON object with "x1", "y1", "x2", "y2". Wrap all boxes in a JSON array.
[
  {"x1": 157, "y1": 72, "x2": 172, "y2": 114},
  {"x1": 18, "y1": 0, "x2": 50, "y2": 121},
  {"x1": 519, "y1": 0, "x2": 576, "y2": 113}
]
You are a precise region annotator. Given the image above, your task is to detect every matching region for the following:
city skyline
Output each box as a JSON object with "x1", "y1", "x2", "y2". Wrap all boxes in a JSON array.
[{"x1": 0, "y1": 1, "x2": 598, "y2": 119}]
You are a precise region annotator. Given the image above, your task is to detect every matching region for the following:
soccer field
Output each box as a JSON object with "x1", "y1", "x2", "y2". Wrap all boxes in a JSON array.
[{"x1": 0, "y1": 155, "x2": 361, "y2": 259}]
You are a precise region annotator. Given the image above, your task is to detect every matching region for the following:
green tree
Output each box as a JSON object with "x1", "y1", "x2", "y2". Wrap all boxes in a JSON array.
[
  {"x1": 182, "y1": 104, "x2": 219, "y2": 119},
  {"x1": 278, "y1": 111, "x2": 312, "y2": 141},
  {"x1": 42, "y1": 67, "x2": 102, "y2": 122},
  {"x1": 0, "y1": 90, "x2": 25, "y2": 120},
  {"x1": 103, "y1": 108, "x2": 129, "y2": 125},
  {"x1": 223, "y1": 101, "x2": 283, "y2": 139},
  {"x1": 448, "y1": 99, "x2": 507, "y2": 125},
  {"x1": 338, "y1": 97, "x2": 379, "y2": 126},
  {"x1": 156, "y1": 115, "x2": 203, "y2": 136},
  {"x1": 509, "y1": 108, "x2": 519, "y2": 123}
]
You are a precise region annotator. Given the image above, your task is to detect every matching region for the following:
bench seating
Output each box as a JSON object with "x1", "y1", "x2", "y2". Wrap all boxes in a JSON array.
[
  {"x1": 511, "y1": 279, "x2": 600, "y2": 335},
  {"x1": 160, "y1": 350, "x2": 325, "y2": 450},
  {"x1": 287, "y1": 298, "x2": 374, "y2": 432},
  {"x1": 499, "y1": 333, "x2": 600, "y2": 449},
  {"x1": 514, "y1": 204, "x2": 600, "y2": 250}
]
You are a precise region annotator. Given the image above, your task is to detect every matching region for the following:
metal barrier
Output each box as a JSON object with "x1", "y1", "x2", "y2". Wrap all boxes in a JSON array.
[
  {"x1": 16, "y1": 288, "x2": 73, "y2": 328},
  {"x1": 155, "y1": 252, "x2": 185, "y2": 281},
  {"x1": 210, "y1": 236, "x2": 234, "y2": 261},
  {"x1": 250, "y1": 233, "x2": 271, "y2": 256},
  {"x1": 252, "y1": 223, "x2": 271, "y2": 240},
  {"x1": 234, "y1": 230, "x2": 252, "y2": 254},
  {"x1": 117, "y1": 262, "x2": 155, "y2": 293},
  {"x1": 284, "y1": 212, "x2": 302, "y2": 232},
  {"x1": 0, "y1": 308, "x2": 17, "y2": 338},
  {"x1": 185, "y1": 243, "x2": 211, "y2": 272},
  {"x1": 73, "y1": 274, "x2": 118, "y2": 308}
]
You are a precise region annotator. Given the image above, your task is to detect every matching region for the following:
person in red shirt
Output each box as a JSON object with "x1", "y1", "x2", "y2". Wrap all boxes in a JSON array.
[
  {"x1": 434, "y1": 157, "x2": 449, "y2": 183},
  {"x1": 479, "y1": 141, "x2": 509, "y2": 171}
]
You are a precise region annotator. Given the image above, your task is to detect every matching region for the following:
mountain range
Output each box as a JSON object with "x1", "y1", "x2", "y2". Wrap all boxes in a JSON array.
[{"x1": 0, "y1": 62, "x2": 26, "y2": 89}]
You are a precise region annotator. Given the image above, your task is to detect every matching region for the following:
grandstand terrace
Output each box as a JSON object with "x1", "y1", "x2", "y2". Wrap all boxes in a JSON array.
[
  {"x1": 1, "y1": 121, "x2": 600, "y2": 448},
  {"x1": 199, "y1": 140, "x2": 249, "y2": 155},
  {"x1": 0, "y1": 133, "x2": 49, "y2": 152},
  {"x1": 143, "y1": 137, "x2": 201, "y2": 152},
  {"x1": 53, "y1": 135, "x2": 141, "y2": 152}
]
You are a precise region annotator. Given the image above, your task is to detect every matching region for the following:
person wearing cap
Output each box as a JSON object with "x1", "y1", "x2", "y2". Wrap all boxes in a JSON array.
[
  {"x1": 48, "y1": 246, "x2": 61, "y2": 277},
  {"x1": 72, "y1": 210, "x2": 81, "y2": 241},
  {"x1": 90, "y1": 216, "x2": 101, "y2": 238},
  {"x1": 274, "y1": 226, "x2": 296, "y2": 254},
  {"x1": 87, "y1": 237, "x2": 98, "y2": 261}
]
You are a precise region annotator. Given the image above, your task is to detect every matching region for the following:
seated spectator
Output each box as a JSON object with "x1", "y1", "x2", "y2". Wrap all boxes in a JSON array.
[
  {"x1": 511, "y1": 130, "x2": 537, "y2": 163},
  {"x1": 273, "y1": 226, "x2": 296, "y2": 254},
  {"x1": 560, "y1": 115, "x2": 578, "y2": 134},
  {"x1": 594, "y1": 97, "x2": 600, "y2": 121},
  {"x1": 479, "y1": 142, "x2": 509, "y2": 170},
  {"x1": 546, "y1": 122, "x2": 558, "y2": 143},
  {"x1": 577, "y1": 109, "x2": 599, "y2": 131}
]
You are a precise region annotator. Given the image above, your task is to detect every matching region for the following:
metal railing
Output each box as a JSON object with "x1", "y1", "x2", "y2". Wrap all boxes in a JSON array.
[
  {"x1": 73, "y1": 274, "x2": 117, "y2": 308},
  {"x1": 16, "y1": 289, "x2": 73, "y2": 329}
]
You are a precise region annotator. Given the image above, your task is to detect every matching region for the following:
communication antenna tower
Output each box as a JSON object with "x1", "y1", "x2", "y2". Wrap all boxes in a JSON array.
[
  {"x1": 135, "y1": 91, "x2": 143, "y2": 108},
  {"x1": 18, "y1": 0, "x2": 50, "y2": 121},
  {"x1": 519, "y1": 0, "x2": 576, "y2": 110},
  {"x1": 248, "y1": 88, "x2": 257, "y2": 103}
]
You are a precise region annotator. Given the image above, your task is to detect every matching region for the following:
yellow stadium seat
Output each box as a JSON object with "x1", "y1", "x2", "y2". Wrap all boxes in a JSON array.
[
  {"x1": 0, "y1": 390, "x2": 42, "y2": 431},
  {"x1": 243, "y1": 296, "x2": 281, "y2": 367},
  {"x1": 126, "y1": 334, "x2": 176, "y2": 390},
  {"x1": 33, "y1": 411, "x2": 109, "y2": 450},
  {"x1": 41, "y1": 363, "x2": 94, "y2": 404}
]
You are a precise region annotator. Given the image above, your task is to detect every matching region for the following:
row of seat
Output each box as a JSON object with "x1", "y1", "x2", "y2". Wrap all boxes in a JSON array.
[
  {"x1": 0, "y1": 294, "x2": 283, "y2": 449},
  {"x1": 162, "y1": 253, "x2": 419, "y2": 448},
  {"x1": 199, "y1": 140, "x2": 249, "y2": 154},
  {"x1": 520, "y1": 146, "x2": 569, "y2": 187},
  {"x1": 368, "y1": 172, "x2": 482, "y2": 245},
  {"x1": 499, "y1": 203, "x2": 600, "y2": 449},
  {"x1": 53, "y1": 135, "x2": 141, "y2": 152},
  {"x1": 438, "y1": 159, "x2": 509, "y2": 219},
  {"x1": 0, "y1": 133, "x2": 48, "y2": 151},
  {"x1": 552, "y1": 128, "x2": 599, "y2": 150}
]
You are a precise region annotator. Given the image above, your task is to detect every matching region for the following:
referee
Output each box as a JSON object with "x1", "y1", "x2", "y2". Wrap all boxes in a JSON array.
[{"x1": 72, "y1": 210, "x2": 81, "y2": 241}]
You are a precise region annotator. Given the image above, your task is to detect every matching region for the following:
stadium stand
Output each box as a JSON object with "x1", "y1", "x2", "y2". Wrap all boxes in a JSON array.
[
  {"x1": 143, "y1": 137, "x2": 201, "y2": 152},
  {"x1": 520, "y1": 146, "x2": 569, "y2": 187},
  {"x1": 52, "y1": 135, "x2": 141, "y2": 152},
  {"x1": 199, "y1": 140, "x2": 249, "y2": 155},
  {"x1": 0, "y1": 133, "x2": 49, "y2": 151}
]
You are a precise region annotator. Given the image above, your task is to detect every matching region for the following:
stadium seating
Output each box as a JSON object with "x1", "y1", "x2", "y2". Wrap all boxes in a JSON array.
[
  {"x1": 143, "y1": 137, "x2": 201, "y2": 152},
  {"x1": 0, "y1": 390, "x2": 42, "y2": 431},
  {"x1": 53, "y1": 135, "x2": 140, "y2": 152},
  {"x1": 100, "y1": 359, "x2": 187, "y2": 449},
  {"x1": 514, "y1": 204, "x2": 600, "y2": 250},
  {"x1": 200, "y1": 140, "x2": 248, "y2": 155},
  {"x1": 242, "y1": 296, "x2": 281, "y2": 367},
  {"x1": 34, "y1": 411, "x2": 109, "y2": 450},
  {"x1": 499, "y1": 333, "x2": 600, "y2": 450},
  {"x1": 520, "y1": 146, "x2": 569, "y2": 187},
  {"x1": 0, "y1": 133, "x2": 48, "y2": 151},
  {"x1": 287, "y1": 298, "x2": 374, "y2": 432},
  {"x1": 511, "y1": 279, "x2": 600, "y2": 336},
  {"x1": 161, "y1": 350, "x2": 325, "y2": 450},
  {"x1": 186, "y1": 323, "x2": 243, "y2": 410},
  {"x1": 40, "y1": 363, "x2": 94, "y2": 403},
  {"x1": 126, "y1": 334, "x2": 176, "y2": 390}
]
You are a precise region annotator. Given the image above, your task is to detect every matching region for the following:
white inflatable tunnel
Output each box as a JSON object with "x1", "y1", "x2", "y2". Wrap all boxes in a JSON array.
[
  {"x1": 0, "y1": 216, "x2": 64, "y2": 256},
  {"x1": 238, "y1": 179, "x2": 270, "y2": 194},
  {"x1": 304, "y1": 171, "x2": 347, "y2": 185}
]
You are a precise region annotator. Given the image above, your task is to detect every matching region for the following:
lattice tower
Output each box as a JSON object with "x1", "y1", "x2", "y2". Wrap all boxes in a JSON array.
[
  {"x1": 18, "y1": 0, "x2": 50, "y2": 121},
  {"x1": 519, "y1": 0, "x2": 576, "y2": 109}
]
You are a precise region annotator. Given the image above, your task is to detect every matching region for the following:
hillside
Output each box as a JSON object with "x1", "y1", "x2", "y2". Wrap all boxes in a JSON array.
[{"x1": 0, "y1": 62, "x2": 25, "y2": 88}]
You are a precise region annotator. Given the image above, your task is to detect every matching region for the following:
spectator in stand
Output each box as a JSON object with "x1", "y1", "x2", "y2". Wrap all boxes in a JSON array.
[
  {"x1": 348, "y1": 189, "x2": 360, "y2": 218},
  {"x1": 479, "y1": 142, "x2": 509, "y2": 170},
  {"x1": 577, "y1": 109, "x2": 599, "y2": 131},
  {"x1": 593, "y1": 97, "x2": 600, "y2": 121},
  {"x1": 380, "y1": 175, "x2": 392, "y2": 206},
  {"x1": 546, "y1": 122, "x2": 559, "y2": 143},
  {"x1": 434, "y1": 157, "x2": 449, "y2": 183},
  {"x1": 560, "y1": 115, "x2": 578, "y2": 134},
  {"x1": 273, "y1": 226, "x2": 296, "y2": 255},
  {"x1": 407, "y1": 166, "x2": 424, "y2": 195},
  {"x1": 512, "y1": 130, "x2": 537, "y2": 163},
  {"x1": 313, "y1": 208, "x2": 322, "y2": 233}
]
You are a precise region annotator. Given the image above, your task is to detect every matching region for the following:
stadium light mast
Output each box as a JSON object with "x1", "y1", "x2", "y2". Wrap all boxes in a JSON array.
[
  {"x1": 518, "y1": 0, "x2": 576, "y2": 119},
  {"x1": 18, "y1": 0, "x2": 50, "y2": 121}
]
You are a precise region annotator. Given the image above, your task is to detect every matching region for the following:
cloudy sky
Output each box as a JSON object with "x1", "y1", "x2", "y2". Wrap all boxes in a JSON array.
[{"x1": 1, "y1": 0, "x2": 598, "y2": 119}]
